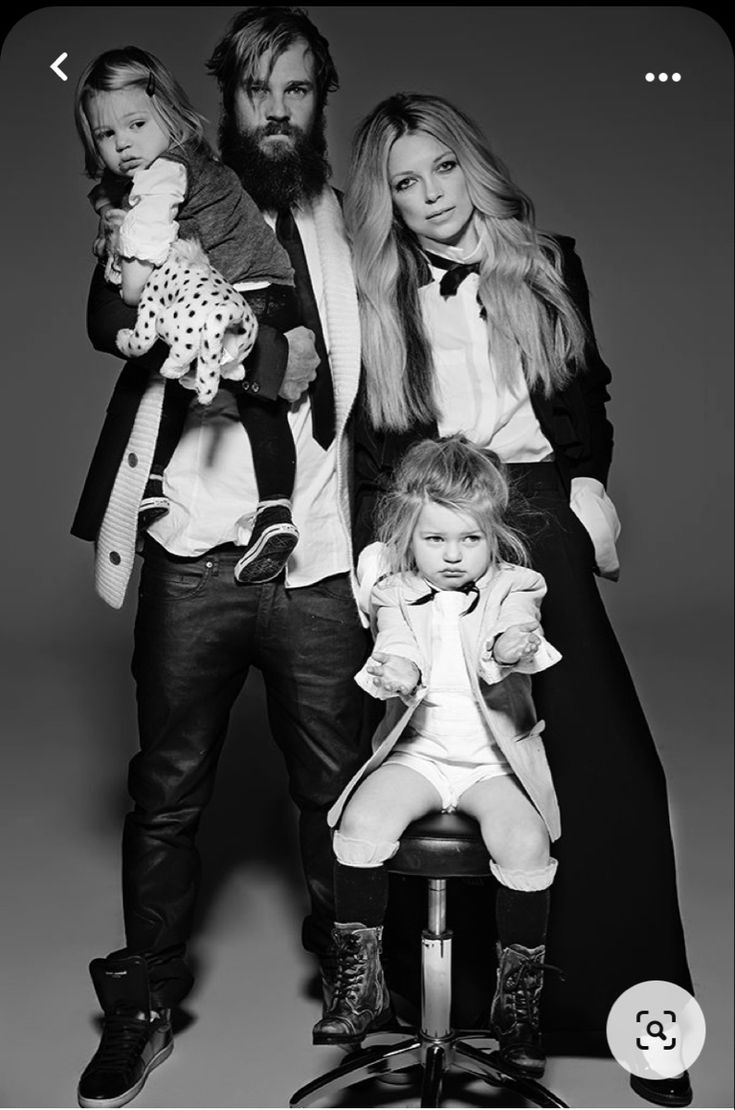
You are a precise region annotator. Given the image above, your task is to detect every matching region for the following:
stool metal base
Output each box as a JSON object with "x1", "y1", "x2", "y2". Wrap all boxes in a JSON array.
[
  {"x1": 291, "y1": 833, "x2": 568, "y2": 1107},
  {"x1": 289, "y1": 1026, "x2": 568, "y2": 1107}
]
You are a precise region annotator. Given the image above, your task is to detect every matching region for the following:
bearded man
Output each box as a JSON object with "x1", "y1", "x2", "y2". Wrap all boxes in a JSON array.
[{"x1": 74, "y1": 9, "x2": 369, "y2": 1108}]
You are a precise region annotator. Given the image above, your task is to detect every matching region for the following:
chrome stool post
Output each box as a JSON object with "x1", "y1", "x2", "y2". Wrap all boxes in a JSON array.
[{"x1": 289, "y1": 813, "x2": 567, "y2": 1108}]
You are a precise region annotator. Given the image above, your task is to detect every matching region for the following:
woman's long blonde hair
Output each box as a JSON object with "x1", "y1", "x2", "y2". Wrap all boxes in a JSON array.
[{"x1": 344, "y1": 93, "x2": 589, "y2": 432}]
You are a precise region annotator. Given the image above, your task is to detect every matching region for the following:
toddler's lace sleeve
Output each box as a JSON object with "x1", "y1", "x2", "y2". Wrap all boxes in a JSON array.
[{"x1": 117, "y1": 158, "x2": 187, "y2": 266}]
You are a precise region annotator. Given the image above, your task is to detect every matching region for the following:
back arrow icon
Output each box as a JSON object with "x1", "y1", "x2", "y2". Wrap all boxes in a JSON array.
[{"x1": 50, "y1": 53, "x2": 68, "y2": 81}]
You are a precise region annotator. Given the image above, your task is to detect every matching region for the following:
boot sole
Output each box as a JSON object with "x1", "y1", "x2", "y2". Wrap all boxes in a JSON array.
[
  {"x1": 494, "y1": 1051, "x2": 546, "y2": 1080},
  {"x1": 312, "y1": 1007, "x2": 395, "y2": 1046},
  {"x1": 77, "y1": 1040, "x2": 173, "y2": 1108}
]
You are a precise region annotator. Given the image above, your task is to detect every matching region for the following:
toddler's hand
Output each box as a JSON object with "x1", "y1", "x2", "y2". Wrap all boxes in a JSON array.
[
  {"x1": 490, "y1": 622, "x2": 542, "y2": 665},
  {"x1": 366, "y1": 652, "x2": 420, "y2": 696},
  {"x1": 94, "y1": 205, "x2": 127, "y2": 260}
]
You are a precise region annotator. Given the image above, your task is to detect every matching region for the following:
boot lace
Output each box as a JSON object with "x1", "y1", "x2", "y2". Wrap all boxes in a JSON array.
[
  {"x1": 510, "y1": 959, "x2": 565, "y2": 1029},
  {"x1": 332, "y1": 935, "x2": 367, "y2": 1005},
  {"x1": 91, "y1": 1012, "x2": 152, "y2": 1074}
]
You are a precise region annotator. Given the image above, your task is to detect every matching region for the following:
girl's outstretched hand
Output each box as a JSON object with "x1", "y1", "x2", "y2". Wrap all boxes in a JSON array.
[
  {"x1": 490, "y1": 622, "x2": 542, "y2": 665},
  {"x1": 366, "y1": 651, "x2": 420, "y2": 696}
]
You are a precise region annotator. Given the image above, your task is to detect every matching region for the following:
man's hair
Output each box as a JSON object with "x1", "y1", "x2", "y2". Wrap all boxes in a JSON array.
[
  {"x1": 207, "y1": 6, "x2": 339, "y2": 113},
  {"x1": 376, "y1": 435, "x2": 529, "y2": 576},
  {"x1": 74, "y1": 46, "x2": 209, "y2": 178}
]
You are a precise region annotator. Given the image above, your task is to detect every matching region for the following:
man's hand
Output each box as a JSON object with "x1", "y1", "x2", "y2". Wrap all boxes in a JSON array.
[
  {"x1": 366, "y1": 651, "x2": 420, "y2": 696},
  {"x1": 93, "y1": 205, "x2": 127, "y2": 260},
  {"x1": 279, "y1": 326, "x2": 319, "y2": 402}
]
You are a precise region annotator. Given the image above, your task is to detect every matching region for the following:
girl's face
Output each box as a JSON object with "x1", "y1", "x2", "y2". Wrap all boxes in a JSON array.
[
  {"x1": 411, "y1": 501, "x2": 490, "y2": 590},
  {"x1": 87, "y1": 87, "x2": 171, "y2": 177},
  {"x1": 387, "y1": 130, "x2": 476, "y2": 254}
]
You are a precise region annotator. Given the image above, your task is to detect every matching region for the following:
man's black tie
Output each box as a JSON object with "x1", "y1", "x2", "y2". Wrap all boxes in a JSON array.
[
  {"x1": 409, "y1": 580, "x2": 480, "y2": 614},
  {"x1": 423, "y1": 250, "x2": 481, "y2": 298},
  {"x1": 275, "y1": 207, "x2": 335, "y2": 448}
]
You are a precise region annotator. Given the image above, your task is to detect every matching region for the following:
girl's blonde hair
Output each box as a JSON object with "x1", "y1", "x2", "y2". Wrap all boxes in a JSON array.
[
  {"x1": 75, "y1": 46, "x2": 210, "y2": 178},
  {"x1": 345, "y1": 93, "x2": 589, "y2": 432},
  {"x1": 377, "y1": 435, "x2": 529, "y2": 576}
]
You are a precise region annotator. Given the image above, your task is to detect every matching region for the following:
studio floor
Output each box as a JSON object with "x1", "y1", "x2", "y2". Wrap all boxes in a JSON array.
[{"x1": 1, "y1": 612, "x2": 732, "y2": 1110}]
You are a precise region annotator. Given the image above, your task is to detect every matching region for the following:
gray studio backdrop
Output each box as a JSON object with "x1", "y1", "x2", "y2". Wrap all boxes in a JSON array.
[{"x1": 0, "y1": 9, "x2": 732, "y2": 1102}]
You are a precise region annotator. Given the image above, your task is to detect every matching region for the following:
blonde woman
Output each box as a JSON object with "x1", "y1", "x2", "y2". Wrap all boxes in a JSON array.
[{"x1": 346, "y1": 93, "x2": 693, "y2": 1107}]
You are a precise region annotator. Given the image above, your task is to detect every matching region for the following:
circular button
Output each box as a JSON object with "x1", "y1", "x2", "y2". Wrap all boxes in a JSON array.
[
  {"x1": 127, "y1": 452, "x2": 138, "y2": 468},
  {"x1": 607, "y1": 981, "x2": 705, "y2": 1080},
  {"x1": 251, "y1": 382, "x2": 260, "y2": 393},
  {"x1": 109, "y1": 551, "x2": 121, "y2": 566}
]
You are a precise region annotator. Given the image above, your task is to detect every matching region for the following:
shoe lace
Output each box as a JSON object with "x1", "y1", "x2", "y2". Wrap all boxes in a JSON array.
[{"x1": 92, "y1": 1013, "x2": 152, "y2": 1073}]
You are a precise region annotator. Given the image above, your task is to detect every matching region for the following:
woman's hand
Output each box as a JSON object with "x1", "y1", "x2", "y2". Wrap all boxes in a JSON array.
[
  {"x1": 365, "y1": 651, "x2": 420, "y2": 696},
  {"x1": 490, "y1": 622, "x2": 542, "y2": 665}
]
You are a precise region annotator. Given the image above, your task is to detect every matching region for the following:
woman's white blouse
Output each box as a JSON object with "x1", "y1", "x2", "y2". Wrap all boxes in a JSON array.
[
  {"x1": 417, "y1": 256, "x2": 621, "y2": 580},
  {"x1": 419, "y1": 263, "x2": 554, "y2": 463}
]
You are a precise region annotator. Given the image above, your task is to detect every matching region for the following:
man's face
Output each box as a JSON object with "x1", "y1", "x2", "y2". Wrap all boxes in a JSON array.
[
  {"x1": 233, "y1": 40, "x2": 318, "y2": 154},
  {"x1": 220, "y1": 37, "x2": 330, "y2": 210}
]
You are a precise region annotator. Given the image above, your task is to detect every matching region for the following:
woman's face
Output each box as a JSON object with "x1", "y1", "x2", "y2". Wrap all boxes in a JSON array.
[{"x1": 387, "y1": 130, "x2": 476, "y2": 253}]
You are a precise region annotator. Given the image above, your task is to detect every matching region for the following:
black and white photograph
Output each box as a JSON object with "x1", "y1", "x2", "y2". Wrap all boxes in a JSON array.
[{"x1": 0, "y1": 6, "x2": 732, "y2": 1108}]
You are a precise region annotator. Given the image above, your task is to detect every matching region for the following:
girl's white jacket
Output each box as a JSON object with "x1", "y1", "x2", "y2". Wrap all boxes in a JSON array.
[{"x1": 329, "y1": 564, "x2": 563, "y2": 840}]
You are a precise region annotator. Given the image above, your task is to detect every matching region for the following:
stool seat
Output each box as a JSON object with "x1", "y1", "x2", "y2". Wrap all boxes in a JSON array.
[{"x1": 388, "y1": 812, "x2": 490, "y2": 878}]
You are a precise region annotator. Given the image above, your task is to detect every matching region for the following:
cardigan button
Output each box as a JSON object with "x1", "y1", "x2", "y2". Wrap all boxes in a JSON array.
[
  {"x1": 109, "y1": 551, "x2": 121, "y2": 565},
  {"x1": 127, "y1": 452, "x2": 138, "y2": 467},
  {"x1": 241, "y1": 381, "x2": 250, "y2": 391},
  {"x1": 251, "y1": 382, "x2": 260, "y2": 394}
]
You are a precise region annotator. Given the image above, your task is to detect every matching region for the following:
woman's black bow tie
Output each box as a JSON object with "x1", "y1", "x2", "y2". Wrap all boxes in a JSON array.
[
  {"x1": 423, "y1": 250, "x2": 481, "y2": 298},
  {"x1": 409, "y1": 581, "x2": 480, "y2": 615}
]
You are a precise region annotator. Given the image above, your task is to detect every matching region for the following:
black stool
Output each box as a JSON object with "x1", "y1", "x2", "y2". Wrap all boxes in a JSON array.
[{"x1": 290, "y1": 812, "x2": 567, "y2": 1107}]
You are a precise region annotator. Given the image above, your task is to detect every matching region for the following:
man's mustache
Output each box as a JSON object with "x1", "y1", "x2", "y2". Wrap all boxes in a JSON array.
[{"x1": 260, "y1": 121, "x2": 299, "y2": 138}]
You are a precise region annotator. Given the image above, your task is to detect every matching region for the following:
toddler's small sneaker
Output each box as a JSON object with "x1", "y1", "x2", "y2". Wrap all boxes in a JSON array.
[{"x1": 234, "y1": 500, "x2": 299, "y2": 585}]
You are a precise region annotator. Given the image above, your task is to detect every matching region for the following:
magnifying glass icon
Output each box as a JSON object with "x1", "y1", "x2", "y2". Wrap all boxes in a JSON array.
[{"x1": 646, "y1": 1020, "x2": 667, "y2": 1040}]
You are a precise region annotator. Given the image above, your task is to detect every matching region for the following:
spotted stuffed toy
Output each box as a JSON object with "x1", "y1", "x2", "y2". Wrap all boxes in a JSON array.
[{"x1": 116, "y1": 238, "x2": 258, "y2": 405}]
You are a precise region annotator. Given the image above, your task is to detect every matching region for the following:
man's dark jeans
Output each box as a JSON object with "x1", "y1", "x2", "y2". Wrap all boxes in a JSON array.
[{"x1": 116, "y1": 539, "x2": 370, "y2": 1008}]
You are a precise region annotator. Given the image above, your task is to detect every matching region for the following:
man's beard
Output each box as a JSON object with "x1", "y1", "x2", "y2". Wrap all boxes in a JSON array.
[{"x1": 219, "y1": 111, "x2": 332, "y2": 210}]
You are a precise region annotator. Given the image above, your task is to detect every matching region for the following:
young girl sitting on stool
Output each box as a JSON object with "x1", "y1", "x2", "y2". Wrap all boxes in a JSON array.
[{"x1": 315, "y1": 435, "x2": 562, "y2": 1078}]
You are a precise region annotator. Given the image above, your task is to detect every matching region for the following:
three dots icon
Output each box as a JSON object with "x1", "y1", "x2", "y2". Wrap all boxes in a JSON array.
[{"x1": 646, "y1": 72, "x2": 681, "y2": 82}]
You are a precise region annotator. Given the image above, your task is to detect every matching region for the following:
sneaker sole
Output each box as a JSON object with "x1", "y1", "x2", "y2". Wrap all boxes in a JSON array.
[
  {"x1": 234, "y1": 525, "x2": 299, "y2": 584},
  {"x1": 77, "y1": 1040, "x2": 173, "y2": 1108}
]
